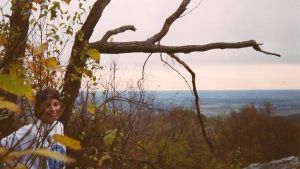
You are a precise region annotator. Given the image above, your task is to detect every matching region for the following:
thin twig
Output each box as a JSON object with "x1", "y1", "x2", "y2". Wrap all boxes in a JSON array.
[
  {"x1": 137, "y1": 53, "x2": 153, "y2": 91},
  {"x1": 180, "y1": 0, "x2": 204, "y2": 18},
  {"x1": 160, "y1": 55, "x2": 193, "y2": 92}
]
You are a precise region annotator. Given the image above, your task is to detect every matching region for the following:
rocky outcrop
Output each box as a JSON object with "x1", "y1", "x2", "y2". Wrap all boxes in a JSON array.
[{"x1": 244, "y1": 156, "x2": 300, "y2": 169}]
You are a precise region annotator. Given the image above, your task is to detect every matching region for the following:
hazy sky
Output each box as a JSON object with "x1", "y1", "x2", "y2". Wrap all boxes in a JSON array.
[
  {"x1": 87, "y1": 0, "x2": 299, "y2": 90},
  {"x1": 3, "y1": 0, "x2": 299, "y2": 90}
]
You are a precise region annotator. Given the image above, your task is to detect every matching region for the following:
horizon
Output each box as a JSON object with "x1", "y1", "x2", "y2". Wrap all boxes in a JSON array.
[
  {"x1": 83, "y1": 89, "x2": 300, "y2": 92},
  {"x1": 147, "y1": 89, "x2": 300, "y2": 91}
]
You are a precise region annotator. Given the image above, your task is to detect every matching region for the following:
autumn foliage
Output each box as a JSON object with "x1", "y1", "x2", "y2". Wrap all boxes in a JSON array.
[{"x1": 64, "y1": 94, "x2": 300, "y2": 169}]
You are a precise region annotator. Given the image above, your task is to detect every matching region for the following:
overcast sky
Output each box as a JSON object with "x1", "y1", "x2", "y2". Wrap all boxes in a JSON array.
[
  {"x1": 3, "y1": 0, "x2": 299, "y2": 90},
  {"x1": 87, "y1": 0, "x2": 299, "y2": 90}
]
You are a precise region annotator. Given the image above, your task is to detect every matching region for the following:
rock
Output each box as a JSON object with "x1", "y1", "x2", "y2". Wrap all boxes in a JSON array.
[{"x1": 244, "y1": 156, "x2": 300, "y2": 169}]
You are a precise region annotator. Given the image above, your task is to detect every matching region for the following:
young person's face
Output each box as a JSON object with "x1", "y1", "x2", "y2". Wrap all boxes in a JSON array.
[{"x1": 39, "y1": 99, "x2": 61, "y2": 124}]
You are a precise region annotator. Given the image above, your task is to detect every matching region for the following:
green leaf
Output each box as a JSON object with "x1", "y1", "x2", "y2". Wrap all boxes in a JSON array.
[
  {"x1": 102, "y1": 104, "x2": 109, "y2": 113},
  {"x1": 103, "y1": 129, "x2": 117, "y2": 146},
  {"x1": 0, "y1": 74, "x2": 33, "y2": 101},
  {"x1": 0, "y1": 97, "x2": 21, "y2": 113},
  {"x1": 33, "y1": 42, "x2": 48, "y2": 55},
  {"x1": 85, "y1": 48, "x2": 100, "y2": 63},
  {"x1": 52, "y1": 134, "x2": 82, "y2": 150}
]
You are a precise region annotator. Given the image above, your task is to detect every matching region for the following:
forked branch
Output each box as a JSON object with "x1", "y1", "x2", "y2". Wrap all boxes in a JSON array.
[{"x1": 146, "y1": 0, "x2": 191, "y2": 43}]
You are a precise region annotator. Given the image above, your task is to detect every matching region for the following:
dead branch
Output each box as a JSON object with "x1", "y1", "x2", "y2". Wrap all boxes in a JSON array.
[
  {"x1": 168, "y1": 53, "x2": 215, "y2": 154},
  {"x1": 100, "y1": 25, "x2": 136, "y2": 43},
  {"x1": 146, "y1": 0, "x2": 190, "y2": 43},
  {"x1": 90, "y1": 40, "x2": 280, "y2": 57}
]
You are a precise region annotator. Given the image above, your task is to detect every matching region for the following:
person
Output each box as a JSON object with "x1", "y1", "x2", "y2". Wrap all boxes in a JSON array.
[{"x1": 0, "y1": 88, "x2": 66, "y2": 169}]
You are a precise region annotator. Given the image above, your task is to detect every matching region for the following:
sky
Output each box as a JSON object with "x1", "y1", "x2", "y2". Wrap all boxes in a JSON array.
[
  {"x1": 87, "y1": 0, "x2": 300, "y2": 90},
  {"x1": 2, "y1": 0, "x2": 299, "y2": 90}
]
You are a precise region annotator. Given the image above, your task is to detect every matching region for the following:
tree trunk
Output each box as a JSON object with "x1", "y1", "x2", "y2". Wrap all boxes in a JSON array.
[
  {"x1": 0, "y1": 0, "x2": 31, "y2": 135},
  {"x1": 60, "y1": 0, "x2": 111, "y2": 127}
]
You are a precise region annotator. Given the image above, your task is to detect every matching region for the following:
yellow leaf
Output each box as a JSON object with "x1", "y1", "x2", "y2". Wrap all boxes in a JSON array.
[
  {"x1": 33, "y1": 42, "x2": 48, "y2": 55},
  {"x1": 45, "y1": 57, "x2": 64, "y2": 72},
  {"x1": 0, "y1": 97, "x2": 21, "y2": 113},
  {"x1": 85, "y1": 48, "x2": 100, "y2": 63},
  {"x1": 52, "y1": 134, "x2": 82, "y2": 150},
  {"x1": 87, "y1": 103, "x2": 95, "y2": 114},
  {"x1": 11, "y1": 149, "x2": 75, "y2": 163},
  {"x1": 63, "y1": 0, "x2": 71, "y2": 5},
  {"x1": 45, "y1": 57, "x2": 59, "y2": 68},
  {"x1": 0, "y1": 74, "x2": 33, "y2": 101},
  {"x1": 12, "y1": 164, "x2": 27, "y2": 169},
  {"x1": 0, "y1": 147, "x2": 74, "y2": 164}
]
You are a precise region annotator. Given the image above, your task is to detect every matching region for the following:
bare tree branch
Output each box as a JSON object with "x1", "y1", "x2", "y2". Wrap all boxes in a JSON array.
[
  {"x1": 252, "y1": 43, "x2": 281, "y2": 57},
  {"x1": 90, "y1": 40, "x2": 280, "y2": 57},
  {"x1": 100, "y1": 25, "x2": 136, "y2": 43},
  {"x1": 168, "y1": 53, "x2": 215, "y2": 154},
  {"x1": 146, "y1": 0, "x2": 191, "y2": 43}
]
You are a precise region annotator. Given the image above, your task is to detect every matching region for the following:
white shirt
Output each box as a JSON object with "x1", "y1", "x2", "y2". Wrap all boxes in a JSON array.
[{"x1": 0, "y1": 120, "x2": 65, "y2": 169}]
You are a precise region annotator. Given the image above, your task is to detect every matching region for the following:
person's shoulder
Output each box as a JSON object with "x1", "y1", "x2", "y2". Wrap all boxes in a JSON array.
[
  {"x1": 0, "y1": 123, "x2": 36, "y2": 148},
  {"x1": 52, "y1": 121, "x2": 64, "y2": 132},
  {"x1": 15, "y1": 123, "x2": 35, "y2": 135},
  {"x1": 55, "y1": 121, "x2": 64, "y2": 127}
]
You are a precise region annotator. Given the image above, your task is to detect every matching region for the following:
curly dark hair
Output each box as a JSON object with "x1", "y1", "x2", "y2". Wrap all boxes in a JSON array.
[{"x1": 34, "y1": 88, "x2": 60, "y2": 118}]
